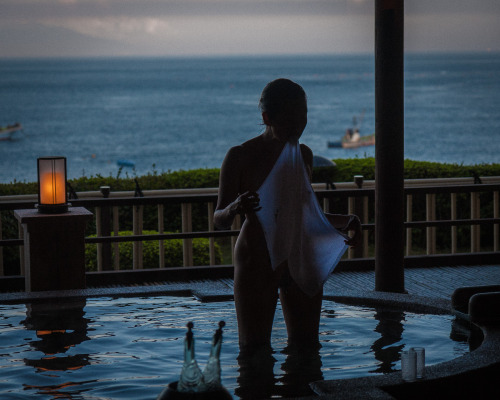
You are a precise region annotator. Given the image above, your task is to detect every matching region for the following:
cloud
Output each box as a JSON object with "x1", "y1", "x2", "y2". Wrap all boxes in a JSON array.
[
  {"x1": 0, "y1": 0, "x2": 376, "y2": 56},
  {"x1": 2, "y1": 0, "x2": 499, "y2": 23},
  {"x1": 1, "y1": 0, "x2": 499, "y2": 57},
  {"x1": 26, "y1": 13, "x2": 372, "y2": 56},
  {"x1": 45, "y1": 17, "x2": 173, "y2": 41},
  {"x1": 405, "y1": 0, "x2": 500, "y2": 15},
  {"x1": 1, "y1": 0, "x2": 373, "y2": 20},
  {"x1": 406, "y1": 12, "x2": 500, "y2": 52}
]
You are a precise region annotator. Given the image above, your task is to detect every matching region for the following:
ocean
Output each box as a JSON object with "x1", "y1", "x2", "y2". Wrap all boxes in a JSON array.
[{"x1": 1, "y1": 53, "x2": 499, "y2": 184}]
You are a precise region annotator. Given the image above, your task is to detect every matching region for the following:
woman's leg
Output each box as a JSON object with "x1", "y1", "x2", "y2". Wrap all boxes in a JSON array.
[
  {"x1": 280, "y1": 278, "x2": 323, "y2": 347},
  {"x1": 234, "y1": 234, "x2": 280, "y2": 347},
  {"x1": 234, "y1": 267, "x2": 279, "y2": 347}
]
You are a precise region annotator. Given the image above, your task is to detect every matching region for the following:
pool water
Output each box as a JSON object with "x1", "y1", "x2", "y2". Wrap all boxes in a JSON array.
[{"x1": 0, "y1": 296, "x2": 471, "y2": 399}]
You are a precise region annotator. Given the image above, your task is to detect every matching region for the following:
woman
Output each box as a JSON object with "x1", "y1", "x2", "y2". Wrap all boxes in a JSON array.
[{"x1": 214, "y1": 78, "x2": 361, "y2": 348}]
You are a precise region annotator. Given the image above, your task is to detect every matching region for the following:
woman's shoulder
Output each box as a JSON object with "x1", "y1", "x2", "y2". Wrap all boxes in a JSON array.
[
  {"x1": 223, "y1": 135, "x2": 262, "y2": 166},
  {"x1": 241, "y1": 134, "x2": 265, "y2": 149},
  {"x1": 300, "y1": 143, "x2": 313, "y2": 166},
  {"x1": 300, "y1": 142, "x2": 312, "y2": 154}
]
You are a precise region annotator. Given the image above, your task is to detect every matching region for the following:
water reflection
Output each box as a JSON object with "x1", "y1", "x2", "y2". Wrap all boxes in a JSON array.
[
  {"x1": 279, "y1": 344, "x2": 323, "y2": 397},
  {"x1": 236, "y1": 343, "x2": 322, "y2": 399},
  {"x1": 236, "y1": 345, "x2": 276, "y2": 399},
  {"x1": 370, "y1": 307, "x2": 405, "y2": 373},
  {"x1": 21, "y1": 299, "x2": 91, "y2": 371}
]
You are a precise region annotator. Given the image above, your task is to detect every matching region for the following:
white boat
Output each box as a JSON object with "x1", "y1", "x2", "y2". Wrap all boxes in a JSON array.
[
  {"x1": 327, "y1": 130, "x2": 375, "y2": 149},
  {"x1": 0, "y1": 123, "x2": 23, "y2": 141},
  {"x1": 327, "y1": 110, "x2": 375, "y2": 149}
]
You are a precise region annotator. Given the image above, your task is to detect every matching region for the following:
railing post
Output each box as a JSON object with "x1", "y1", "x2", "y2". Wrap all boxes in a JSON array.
[
  {"x1": 207, "y1": 202, "x2": 216, "y2": 266},
  {"x1": 494, "y1": 191, "x2": 499, "y2": 252},
  {"x1": 99, "y1": 187, "x2": 112, "y2": 270},
  {"x1": 95, "y1": 207, "x2": 112, "y2": 271},
  {"x1": 18, "y1": 219, "x2": 25, "y2": 276},
  {"x1": 112, "y1": 206, "x2": 120, "y2": 270},
  {"x1": 181, "y1": 203, "x2": 193, "y2": 267},
  {"x1": 323, "y1": 197, "x2": 330, "y2": 214},
  {"x1": 375, "y1": 0, "x2": 405, "y2": 293},
  {"x1": 362, "y1": 195, "x2": 369, "y2": 258},
  {"x1": 348, "y1": 175, "x2": 365, "y2": 259},
  {"x1": 426, "y1": 193, "x2": 436, "y2": 254},
  {"x1": 347, "y1": 196, "x2": 355, "y2": 259},
  {"x1": 406, "y1": 194, "x2": 412, "y2": 256},
  {"x1": 451, "y1": 193, "x2": 457, "y2": 254},
  {"x1": 96, "y1": 206, "x2": 103, "y2": 271},
  {"x1": 471, "y1": 192, "x2": 480, "y2": 252},
  {"x1": 133, "y1": 205, "x2": 144, "y2": 269},
  {"x1": 158, "y1": 204, "x2": 165, "y2": 268}
]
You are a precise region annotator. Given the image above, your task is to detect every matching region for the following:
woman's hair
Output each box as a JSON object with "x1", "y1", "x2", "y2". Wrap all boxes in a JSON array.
[{"x1": 258, "y1": 78, "x2": 306, "y2": 120}]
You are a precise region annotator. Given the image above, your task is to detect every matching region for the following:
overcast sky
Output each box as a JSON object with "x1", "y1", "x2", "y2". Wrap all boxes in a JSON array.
[{"x1": 1, "y1": 0, "x2": 499, "y2": 58}]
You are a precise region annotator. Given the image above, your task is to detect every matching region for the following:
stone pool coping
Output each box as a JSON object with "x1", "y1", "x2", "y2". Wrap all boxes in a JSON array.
[
  {"x1": 309, "y1": 294, "x2": 500, "y2": 400},
  {"x1": 1, "y1": 282, "x2": 499, "y2": 399}
]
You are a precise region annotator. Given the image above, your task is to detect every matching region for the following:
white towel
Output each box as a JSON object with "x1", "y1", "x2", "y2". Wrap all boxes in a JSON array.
[{"x1": 256, "y1": 140, "x2": 348, "y2": 297}]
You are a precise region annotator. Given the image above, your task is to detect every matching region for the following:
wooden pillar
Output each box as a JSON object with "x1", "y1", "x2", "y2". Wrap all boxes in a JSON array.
[
  {"x1": 14, "y1": 207, "x2": 92, "y2": 292},
  {"x1": 375, "y1": 0, "x2": 405, "y2": 293}
]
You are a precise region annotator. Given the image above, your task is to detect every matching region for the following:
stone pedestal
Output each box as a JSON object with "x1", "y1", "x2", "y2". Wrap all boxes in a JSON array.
[{"x1": 14, "y1": 207, "x2": 93, "y2": 292}]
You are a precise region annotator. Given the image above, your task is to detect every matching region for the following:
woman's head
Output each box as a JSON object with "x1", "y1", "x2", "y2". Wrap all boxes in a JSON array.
[
  {"x1": 259, "y1": 78, "x2": 307, "y2": 119},
  {"x1": 259, "y1": 78, "x2": 308, "y2": 140}
]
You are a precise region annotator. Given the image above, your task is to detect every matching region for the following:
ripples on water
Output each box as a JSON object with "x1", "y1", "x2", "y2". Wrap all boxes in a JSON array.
[{"x1": 0, "y1": 296, "x2": 471, "y2": 399}]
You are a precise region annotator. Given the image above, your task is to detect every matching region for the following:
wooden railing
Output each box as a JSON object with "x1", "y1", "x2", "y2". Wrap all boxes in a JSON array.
[{"x1": 1, "y1": 177, "x2": 499, "y2": 277}]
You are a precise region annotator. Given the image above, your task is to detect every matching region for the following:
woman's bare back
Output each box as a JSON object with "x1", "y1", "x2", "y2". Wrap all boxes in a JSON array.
[{"x1": 224, "y1": 135, "x2": 311, "y2": 193}]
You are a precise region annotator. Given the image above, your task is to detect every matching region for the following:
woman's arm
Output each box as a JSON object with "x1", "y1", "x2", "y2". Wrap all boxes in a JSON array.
[
  {"x1": 214, "y1": 146, "x2": 260, "y2": 229},
  {"x1": 326, "y1": 213, "x2": 362, "y2": 247},
  {"x1": 302, "y1": 144, "x2": 362, "y2": 247}
]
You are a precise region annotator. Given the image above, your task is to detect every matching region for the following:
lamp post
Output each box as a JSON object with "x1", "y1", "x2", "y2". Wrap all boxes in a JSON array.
[
  {"x1": 14, "y1": 157, "x2": 92, "y2": 292},
  {"x1": 37, "y1": 156, "x2": 69, "y2": 214}
]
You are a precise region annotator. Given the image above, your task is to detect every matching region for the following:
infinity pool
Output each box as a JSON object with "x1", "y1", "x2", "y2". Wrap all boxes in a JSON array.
[{"x1": 0, "y1": 296, "x2": 471, "y2": 399}]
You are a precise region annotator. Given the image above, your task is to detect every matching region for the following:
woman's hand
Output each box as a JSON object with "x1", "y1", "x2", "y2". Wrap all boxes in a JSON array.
[
  {"x1": 342, "y1": 215, "x2": 362, "y2": 247},
  {"x1": 230, "y1": 191, "x2": 261, "y2": 216}
]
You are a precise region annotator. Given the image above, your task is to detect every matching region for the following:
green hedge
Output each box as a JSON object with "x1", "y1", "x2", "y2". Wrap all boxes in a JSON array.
[
  {"x1": 85, "y1": 230, "x2": 222, "y2": 271},
  {"x1": 1, "y1": 160, "x2": 499, "y2": 196},
  {"x1": 330, "y1": 158, "x2": 500, "y2": 182},
  {"x1": 2, "y1": 160, "x2": 499, "y2": 274}
]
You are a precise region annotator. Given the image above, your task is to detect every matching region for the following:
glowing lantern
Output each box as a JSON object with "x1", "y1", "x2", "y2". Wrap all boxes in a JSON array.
[{"x1": 37, "y1": 157, "x2": 69, "y2": 213}]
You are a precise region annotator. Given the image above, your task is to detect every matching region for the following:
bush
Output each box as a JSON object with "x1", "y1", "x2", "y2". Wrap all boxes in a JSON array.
[
  {"x1": 331, "y1": 158, "x2": 500, "y2": 182},
  {"x1": 85, "y1": 230, "x2": 222, "y2": 271},
  {"x1": 2, "y1": 160, "x2": 499, "y2": 196},
  {"x1": 2, "y1": 161, "x2": 499, "y2": 274}
]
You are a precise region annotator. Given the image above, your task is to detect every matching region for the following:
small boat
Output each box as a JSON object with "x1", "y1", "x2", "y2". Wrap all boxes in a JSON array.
[
  {"x1": 0, "y1": 123, "x2": 23, "y2": 141},
  {"x1": 327, "y1": 110, "x2": 375, "y2": 149},
  {"x1": 328, "y1": 132, "x2": 375, "y2": 149}
]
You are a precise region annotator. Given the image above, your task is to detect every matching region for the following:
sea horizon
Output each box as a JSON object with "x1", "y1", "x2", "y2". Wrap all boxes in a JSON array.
[{"x1": 1, "y1": 52, "x2": 499, "y2": 183}]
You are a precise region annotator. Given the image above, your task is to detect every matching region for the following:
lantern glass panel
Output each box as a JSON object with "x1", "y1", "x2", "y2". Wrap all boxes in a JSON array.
[{"x1": 37, "y1": 157, "x2": 67, "y2": 212}]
